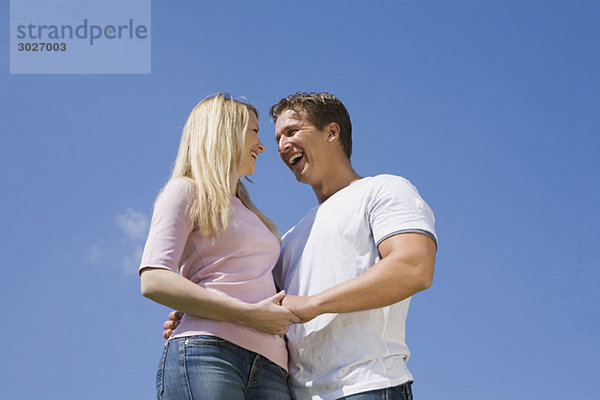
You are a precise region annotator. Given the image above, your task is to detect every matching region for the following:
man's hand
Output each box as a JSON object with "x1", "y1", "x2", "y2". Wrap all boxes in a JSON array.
[
  {"x1": 161, "y1": 291, "x2": 302, "y2": 339},
  {"x1": 281, "y1": 294, "x2": 319, "y2": 323},
  {"x1": 282, "y1": 233, "x2": 436, "y2": 317},
  {"x1": 163, "y1": 310, "x2": 182, "y2": 340},
  {"x1": 242, "y1": 291, "x2": 301, "y2": 336}
]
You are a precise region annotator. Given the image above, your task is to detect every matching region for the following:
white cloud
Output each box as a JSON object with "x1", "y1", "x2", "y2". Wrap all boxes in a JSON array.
[
  {"x1": 85, "y1": 209, "x2": 149, "y2": 275},
  {"x1": 114, "y1": 209, "x2": 149, "y2": 240},
  {"x1": 113, "y1": 209, "x2": 149, "y2": 274},
  {"x1": 122, "y1": 245, "x2": 144, "y2": 275}
]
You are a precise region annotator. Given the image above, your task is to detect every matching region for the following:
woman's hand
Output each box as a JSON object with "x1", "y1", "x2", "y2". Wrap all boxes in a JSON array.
[
  {"x1": 242, "y1": 291, "x2": 301, "y2": 336},
  {"x1": 161, "y1": 291, "x2": 301, "y2": 339}
]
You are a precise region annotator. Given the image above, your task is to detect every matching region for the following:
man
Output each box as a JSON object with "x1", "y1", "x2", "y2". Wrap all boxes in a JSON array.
[{"x1": 165, "y1": 92, "x2": 437, "y2": 399}]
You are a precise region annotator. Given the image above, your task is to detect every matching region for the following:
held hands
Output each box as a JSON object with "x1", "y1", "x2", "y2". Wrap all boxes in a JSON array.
[
  {"x1": 243, "y1": 291, "x2": 301, "y2": 336},
  {"x1": 280, "y1": 294, "x2": 319, "y2": 323},
  {"x1": 162, "y1": 291, "x2": 309, "y2": 340}
]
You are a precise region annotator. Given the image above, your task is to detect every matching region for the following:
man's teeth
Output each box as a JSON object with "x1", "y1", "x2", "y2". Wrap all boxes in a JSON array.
[{"x1": 288, "y1": 153, "x2": 303, "y2": 165}]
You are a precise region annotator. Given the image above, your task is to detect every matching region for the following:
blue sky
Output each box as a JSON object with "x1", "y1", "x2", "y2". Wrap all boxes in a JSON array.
[{"x1": 1, "y1": 1, "x2": 598, "y2": 399}]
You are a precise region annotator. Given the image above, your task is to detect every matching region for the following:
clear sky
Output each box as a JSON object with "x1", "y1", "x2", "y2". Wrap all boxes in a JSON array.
[{"x1": 1, "y1": 1, "x2": 598, "y2": 399}]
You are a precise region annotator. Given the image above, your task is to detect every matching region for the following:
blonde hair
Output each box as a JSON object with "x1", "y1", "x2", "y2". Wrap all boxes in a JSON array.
[{"x1": 170, "y1": 94, "x2": 279, "y2": 238}]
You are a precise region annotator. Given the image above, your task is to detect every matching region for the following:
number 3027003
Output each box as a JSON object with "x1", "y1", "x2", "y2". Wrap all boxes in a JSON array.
[{"x1": 18, "y1": 43, "x2": 67, "y2": 51}]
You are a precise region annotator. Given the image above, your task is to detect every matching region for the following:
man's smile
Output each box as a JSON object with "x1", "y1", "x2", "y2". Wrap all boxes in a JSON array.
[{"x1": 287, "y1": 152, "x2": 303, "y2": 165}]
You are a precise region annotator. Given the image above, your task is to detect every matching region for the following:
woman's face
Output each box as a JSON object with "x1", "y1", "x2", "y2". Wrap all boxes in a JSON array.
[{"x1": 238, "y1": 111, "x2": 264, "y2": 177}]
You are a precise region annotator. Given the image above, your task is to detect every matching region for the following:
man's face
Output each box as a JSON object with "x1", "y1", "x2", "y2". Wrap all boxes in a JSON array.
[{"x1": 275, "y1": 109, "x2": 330, "y2": 185}]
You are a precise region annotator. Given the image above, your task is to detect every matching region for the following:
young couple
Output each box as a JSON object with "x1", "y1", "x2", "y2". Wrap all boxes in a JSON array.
[{"x1": 139, "y1": 92, "x2": 437, "y2": 400}]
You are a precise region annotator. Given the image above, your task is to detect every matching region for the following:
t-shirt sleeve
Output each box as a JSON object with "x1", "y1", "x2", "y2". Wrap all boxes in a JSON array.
[
  {"x1": 138, "y1": 178, "x2": 195, "y2": 275},
  {"x1": 368, "y1": 176, "x2": 437, "y2": 247}
]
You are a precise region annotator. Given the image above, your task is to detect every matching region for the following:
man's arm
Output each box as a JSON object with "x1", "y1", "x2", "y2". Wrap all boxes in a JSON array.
[{"x1": 281, "y1": 232, "x2": 436, "y2": 322}]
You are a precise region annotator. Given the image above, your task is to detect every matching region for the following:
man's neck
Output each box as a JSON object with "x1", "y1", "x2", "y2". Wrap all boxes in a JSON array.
[{"x1": 312, "y1": 163, "x2": 362, "y2": 204}]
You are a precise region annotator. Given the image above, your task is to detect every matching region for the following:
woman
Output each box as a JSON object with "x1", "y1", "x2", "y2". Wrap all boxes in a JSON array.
[{"x1": 139, "y1": 94, "x2": 298, "y2": 399}]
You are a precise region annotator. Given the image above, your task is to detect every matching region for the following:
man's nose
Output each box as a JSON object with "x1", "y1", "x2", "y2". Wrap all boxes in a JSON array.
[{"x1": 278, "y1": 136, "x2": 290, "y2": 153}]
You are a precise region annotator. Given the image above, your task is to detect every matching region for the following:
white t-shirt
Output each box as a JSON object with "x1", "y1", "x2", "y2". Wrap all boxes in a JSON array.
[{"x1": 274, "y1": 175, "x2": 437, "y2": 400}]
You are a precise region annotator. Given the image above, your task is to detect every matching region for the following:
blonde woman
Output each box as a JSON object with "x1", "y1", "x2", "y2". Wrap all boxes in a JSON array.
[{"x1": 139, "y1": 94, "x2": 298, "y2": 399}]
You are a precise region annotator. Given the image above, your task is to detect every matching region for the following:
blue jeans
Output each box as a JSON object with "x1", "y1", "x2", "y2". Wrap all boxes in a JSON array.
[
  {"x1": 337, "y1": 381, "x2": 413, "y2": 400},
  {"x1": 156, "y1": 335, "x2": 291, "y2": 400}
]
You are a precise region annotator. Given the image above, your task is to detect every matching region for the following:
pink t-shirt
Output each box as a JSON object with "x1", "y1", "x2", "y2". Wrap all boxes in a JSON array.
[{"x1": 139, "y1": 178, "x2": 287, "y2": 370}]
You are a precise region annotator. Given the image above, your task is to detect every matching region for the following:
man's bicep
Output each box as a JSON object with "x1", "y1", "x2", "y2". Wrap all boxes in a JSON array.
[{"x1": 377, "y1": 232, "x2": 437, "y2": 276}]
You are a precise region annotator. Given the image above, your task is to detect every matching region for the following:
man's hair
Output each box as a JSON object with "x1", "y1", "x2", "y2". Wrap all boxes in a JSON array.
[{"x1": 269, "y1": 92, "x2": 353, "y2": 159}]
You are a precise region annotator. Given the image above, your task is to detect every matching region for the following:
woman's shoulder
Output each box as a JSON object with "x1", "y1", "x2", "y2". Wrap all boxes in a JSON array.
[
  {"x1": 158, "y1": 177, "x2": 197, "y2": 204},
  {"x1": 166, "y1": 177, "x2": 196, "y2": 191}
]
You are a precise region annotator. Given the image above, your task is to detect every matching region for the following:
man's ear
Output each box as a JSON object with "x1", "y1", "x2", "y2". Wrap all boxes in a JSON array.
[{"x1": 326, "y1": 122, "x2": 340, "y2": 143}]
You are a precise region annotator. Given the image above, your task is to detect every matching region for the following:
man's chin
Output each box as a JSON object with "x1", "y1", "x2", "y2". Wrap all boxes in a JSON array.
[
  {"x1": 296, "y1": 175, "x2": 316, "y2": 187},
  {"x1": 291, "y1": 163, "x2": 314, "y2": 185},
  {"x1": 293, "y1": 169, "x2": 307, "y2": 183}
]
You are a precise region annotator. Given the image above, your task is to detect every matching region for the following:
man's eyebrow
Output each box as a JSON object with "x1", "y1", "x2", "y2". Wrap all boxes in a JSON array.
[
  {"x1": 284, "y1": 123, "x2": 301, "y2": 133},
  {"x1": 275, "y1": 124, "x2": 298, "y2": 143}
]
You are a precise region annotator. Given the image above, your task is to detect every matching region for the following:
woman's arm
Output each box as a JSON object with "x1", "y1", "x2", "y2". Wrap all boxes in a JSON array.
[
  {"x1": 141, "y1": 267, "x2": 300, "y2": 336},
  {"x1": 140, "y1": 179, "x2": 298, "y2": 336}
]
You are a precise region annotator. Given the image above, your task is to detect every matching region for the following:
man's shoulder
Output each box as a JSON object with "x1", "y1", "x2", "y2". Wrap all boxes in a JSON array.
[
  {"x1": 365, "y1": 174, "x2": 417, "y2": 195},
  {"x1": 371, "y1": 173, "x2": 411, "y2": 185}
]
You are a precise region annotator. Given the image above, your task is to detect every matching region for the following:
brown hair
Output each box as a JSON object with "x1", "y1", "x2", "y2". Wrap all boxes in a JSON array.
[{"x1": 269, "y1": 92, "x2": 352, "y2": 158}]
